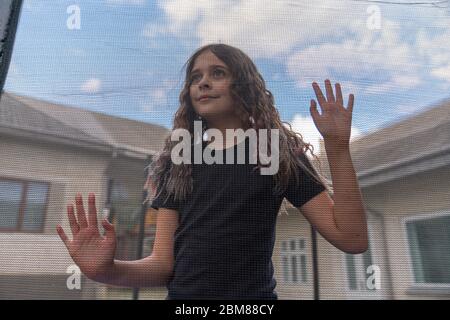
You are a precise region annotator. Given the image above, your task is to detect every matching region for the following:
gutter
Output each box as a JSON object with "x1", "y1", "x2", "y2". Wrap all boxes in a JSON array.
[{"x1": 0, "y1": 125, "x2": 159, "y2": 159}]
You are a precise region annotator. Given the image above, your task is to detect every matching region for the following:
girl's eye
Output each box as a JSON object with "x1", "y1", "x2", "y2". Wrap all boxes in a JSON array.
[
  {"x1": 190, "y1": 69, "x2": 225, "y2": 83},
  {"x1": 191, "y1": 74, "x2": 201, "y2": 82}
]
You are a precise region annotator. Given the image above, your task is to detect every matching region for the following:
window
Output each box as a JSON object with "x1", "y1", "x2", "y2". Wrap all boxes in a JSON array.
[
  {"x1": 109, "y1": 180, "x2": 157, "y2": 261},
  {"x1": 344, "y1": 244, "x2": 375, "y2": 291},
  {"x1": 0, "y1": 178, "x2": 49, "y2": 232},
  {"x1": 115, "y1": 208, "x2": 156, "y2": 261},
  {"x1": 405, "y1": 213, "x2": 450, "y2": 284},
  {"x1": 280, "y1": 238, "x2": 308, "y2": 284}
]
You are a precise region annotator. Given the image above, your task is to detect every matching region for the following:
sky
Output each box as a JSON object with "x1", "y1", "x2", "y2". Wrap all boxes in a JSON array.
[{"x1": 4, "y1": 0, "x2": 450, "y2": 154}]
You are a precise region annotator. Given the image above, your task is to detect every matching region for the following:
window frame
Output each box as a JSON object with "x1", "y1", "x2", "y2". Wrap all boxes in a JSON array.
[
  {"x1": 280, "y1": 237, "x2": 308, "y2": 285},
  {"x1": 343, "y1": 245, "x2": 376, "y2": 292},
  {"x1": 341, "y1": 219, "x2": 383, "y2": 299},
  {"x1": 115, "y1": 210, "x2": 157, "y2": 261},
  {"x1": 402, "y1": 209, "x2": 450, "y2": 289},
  {"x1": 0, "y1": 176, "x2": 50, "y2": 233}
]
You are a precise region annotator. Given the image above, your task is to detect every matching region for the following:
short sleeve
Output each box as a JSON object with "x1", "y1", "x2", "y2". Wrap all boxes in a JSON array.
[
  {"x1": 150, "y1": 178, "x2": 181, "y2": 211},
  {"x1": 283, "y1": 152, "x2": 326, "y2": 208}
]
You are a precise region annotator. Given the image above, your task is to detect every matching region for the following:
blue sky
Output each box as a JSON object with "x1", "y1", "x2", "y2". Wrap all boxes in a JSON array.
[{"x1": 5, "y1": 0, "x2": 450, "y2": 153}]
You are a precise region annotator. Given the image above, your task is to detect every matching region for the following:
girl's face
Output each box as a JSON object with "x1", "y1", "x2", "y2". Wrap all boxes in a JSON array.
[{"x1": 189, "y1": 50, "x2": 239, "y2": 123}]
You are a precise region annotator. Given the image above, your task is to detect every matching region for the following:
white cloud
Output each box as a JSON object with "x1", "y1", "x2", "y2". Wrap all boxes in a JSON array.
[
  {"x1": 149, "y1": 88, "x2": 167, "y2": 105},
  {"x1": 145, "y1": 0, "x2": 450, "y2": 95},
  {"x1": 431, "y1": 65, "x2": 450, "y2": 82},
  {"x1": 416, "y1": 27, "x2": 450, "y2": 83},
  {"x1": 81, "y1": 78, "x2": 102, "y2": 93},
  {"x1": 287, "y1": 113, "x2": 362, "y2": 156},
  {"x1": 151, "y1": 0, "x2": 364, "y2": 58},
  {"x1": 140, "y1": 104, "x2": 156, "y2": 113},
  {"x1": 140, "y1": 79, "x2": 178, "y2": 113},
  {"x1": 287, "y1": 19, "x2": 422, "y2": 94},
  {"x1": 394, "y1": 103, "x2": 426, "y2": 115},
  {"x1": 142, "y1": 24, "x2": 165, "y2": 38},
  {"x1": 142, "y1": 23, "x2": 168, "y2": 48},
  {"x1": 364, "y1": 74, "x2": 422, "y2": 95}
]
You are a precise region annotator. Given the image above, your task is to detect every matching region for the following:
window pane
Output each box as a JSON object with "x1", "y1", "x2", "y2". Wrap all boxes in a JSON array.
[
  {"x1": 111, "y1": 180, "x2": 143, "y2": 260},
  {"x1": 289, "y1": 239, "x2": 296, "y2": 251},
  {"x1": 300, "y1": 255, "x2": 307, "y2": 283},
  {"x1": 406, "y1": 222, "x2": 424, "y2": 282},
  {"x1": 0, "y1": 181, "x2": 22, "y2": 229},
  {"x1": 362, "y1": 244, "x2": 373, "y2": 273},
  {"x1": 406, "y1": 215, "x2": 450, "y2": 283},
  {"x1": 346, "y1": 254, "x2": 357, "y2": 290},
  {"x1": 299, "y1": 239, "x2": 305, "y2": 250},
  {"x1": 291, "y1": 255, "x2": 298, "y2": 283},
  {"x1": 282, "y1": 256, "x2": 289, "y2": 282},
  {"x1": 281, "y1": 241, "x2": 287, "y2": 252},
  {"x1": 22, "y1": 183, "x2": 49, "y2": 232}
]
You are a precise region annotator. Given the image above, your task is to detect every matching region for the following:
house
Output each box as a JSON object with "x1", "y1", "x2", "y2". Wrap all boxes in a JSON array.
[
  {"x1": 274, "y1": 97, "x2": 450, "y2": 300},
  {"x1": 0, "y1": 91, "x2": 169, "y2": 299},
  {"x1": 1, "y1": 91, "x2": 449, "y2": 299}
]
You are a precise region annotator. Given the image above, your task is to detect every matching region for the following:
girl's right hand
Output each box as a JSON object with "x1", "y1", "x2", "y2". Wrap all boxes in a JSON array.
[{"x1": 56, "y1": 193, "x2": 116, "y2": 282}]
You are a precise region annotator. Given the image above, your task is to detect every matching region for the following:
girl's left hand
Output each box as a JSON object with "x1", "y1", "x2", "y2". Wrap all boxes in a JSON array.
[{"x1": 310, "y1": 79, "x2": 354, "y2": 150}]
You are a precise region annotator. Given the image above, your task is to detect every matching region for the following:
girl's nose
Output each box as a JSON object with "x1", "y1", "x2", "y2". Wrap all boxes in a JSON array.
[
  {"x1": 199, "y1": 82, "x2": 210, "y2": 90},
  {"x1": 198, "y1": 76, "x2": 211, "y2": 89}
]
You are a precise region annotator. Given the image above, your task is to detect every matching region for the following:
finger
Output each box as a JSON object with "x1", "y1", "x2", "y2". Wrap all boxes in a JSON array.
[
  {"x1": 347, "y1": 94, "x2": 354, "y2": 113},
  {"x1": 56, "y1": 225, "x2": 70, "y2": 248},
  {"x1": 310, "y1": 99, "x2": 321, "y2": 121},
  {"x1": 102, "y1": 219, "x2": 116, "y2": 241},
  {"x1": 75, "y1": 193, "x2": 88, "y2": 228},
  {"x1": 335, "y1": 83, "x2": 343, "y2": 106},
  {"x1": 67, "y1": 204, "x2": 80, "y2": 235},
  {"x1": 87, "y1": 193, "x2": 99, "y2": 227},
  {"x1": 312, "y1": 82, "x2": 327, "y2": 107},
  {"x1": 324, "y1": 79, "x2": 335, "y2": 102}
]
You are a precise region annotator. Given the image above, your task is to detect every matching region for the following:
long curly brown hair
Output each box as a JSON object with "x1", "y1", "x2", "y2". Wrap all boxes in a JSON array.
[{"x1": 144, "y1": 43, "x2": 332, "y2": 207}]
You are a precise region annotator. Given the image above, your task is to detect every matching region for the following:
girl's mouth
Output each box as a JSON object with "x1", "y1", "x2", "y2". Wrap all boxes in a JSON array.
[{"x1": 199, "y1": 96, "x2": 218, "y2": 102}]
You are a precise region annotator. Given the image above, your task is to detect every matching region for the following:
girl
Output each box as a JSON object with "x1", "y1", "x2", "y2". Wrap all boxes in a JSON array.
[{"x1": 57, "y1": 43, "x2": 368, "y2": 300}]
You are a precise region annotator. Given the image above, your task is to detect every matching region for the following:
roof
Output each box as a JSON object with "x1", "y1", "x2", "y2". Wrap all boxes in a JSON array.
[
  {"x1": 0, "y1": 91, "x2": 170, "y2": 157},
  {"x1": 316, "y1": 97, "x2": 450, "y2": 183}
]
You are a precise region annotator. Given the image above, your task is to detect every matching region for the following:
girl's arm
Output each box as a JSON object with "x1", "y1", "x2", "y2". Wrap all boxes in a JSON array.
[
  {"x1": 323, "y1": 142, "x2": 368, "y2": 239},
  {"x1": 296, "y1": 79, "x2": 368, "y2": 254},
  {"x1": 57, "y1": 194, "x2": 177, "y2": 287},
  {"x1": 95, "y1": 255, "x2": 172, "y2": 287},
  {"x1": 98, "y1": 207, "x2": 178, "y2": 287},
  {"x1": 298, "y1": 145, "x2": 368, "y2": 254}
]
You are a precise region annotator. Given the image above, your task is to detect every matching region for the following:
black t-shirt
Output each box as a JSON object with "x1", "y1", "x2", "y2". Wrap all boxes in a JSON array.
[{"x1": 151, "y1": 136, "x2": 325, "y2": 299}]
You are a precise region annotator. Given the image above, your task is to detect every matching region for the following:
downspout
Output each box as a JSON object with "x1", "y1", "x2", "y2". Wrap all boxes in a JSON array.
[
  {"x1": 132, "y1": 154, "x2": 152, "y2": 300},
  {"x1": 311, "y1": 225, "x2": 320, "y2": 300},
  {"x1": 103, "y1": 147, "x2": 119, "y2": 223}
]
